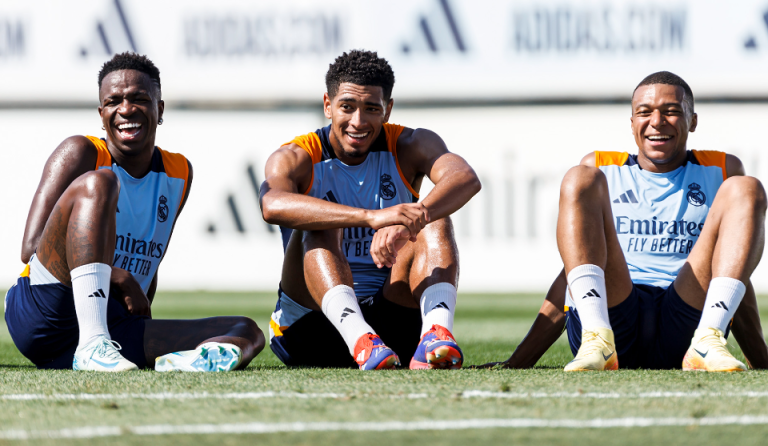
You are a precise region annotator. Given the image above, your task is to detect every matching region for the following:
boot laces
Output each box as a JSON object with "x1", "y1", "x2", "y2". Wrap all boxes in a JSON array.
[
  {"x1": 95, "y1": 339, "x2": 124, "y2": 361},
  {"x1": 579, "y1": 331, "x2": 610, "y2": 356}
]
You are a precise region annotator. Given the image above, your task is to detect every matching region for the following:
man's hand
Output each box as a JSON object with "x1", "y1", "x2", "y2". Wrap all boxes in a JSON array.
[
  {"x1": 370, "y1": 225, "x2": 412, "y2": 268},
  {"x1": 110, "y1": 267, "x2": 151, "y2": 317},
  {"x1": 365, "y1": 203, "x2": 429, "y2": 235}
]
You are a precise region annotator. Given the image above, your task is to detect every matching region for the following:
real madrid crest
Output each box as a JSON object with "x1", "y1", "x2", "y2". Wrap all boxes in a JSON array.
[
  {"x1": 157, "y1": 195, "x2": 169, "y2": 222},
  {"x1": 380, "y1": 173, "x2": 397, "y2": 200},
  {"x1": 686, "y1": 183, "x2": 706, "y2": 207}
]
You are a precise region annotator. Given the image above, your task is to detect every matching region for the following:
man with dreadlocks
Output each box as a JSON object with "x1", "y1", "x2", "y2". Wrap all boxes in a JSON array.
[
  {"x1": 5, "y1": 52, "x2": 264, "y2": 372},
  {"x1": 261, "y1": 50, "x2": 481, "y2": 370}
]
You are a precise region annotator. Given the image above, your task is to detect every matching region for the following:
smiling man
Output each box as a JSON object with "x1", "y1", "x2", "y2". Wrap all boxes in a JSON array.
[
  {"x1": 488, "y1": 71, "x2": 768, "y2": 372},
  {"x1": 5, "y1": 52, "x2": 264, "y2": 371},
  {"x1": 260, "y1": 50, "x2": 480, "y2": 370}
]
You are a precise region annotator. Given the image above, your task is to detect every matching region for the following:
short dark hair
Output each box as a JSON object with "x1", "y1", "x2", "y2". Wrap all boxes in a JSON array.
[
  {"x1": 325, "y1": 50, "x2": 395, "y2": 100},
  {"x1": 633, "y1": 71, "x2": 694, "y2": 113},
  {"x1": 98, "y1": 52, "x2": 161, "y2": 97}
]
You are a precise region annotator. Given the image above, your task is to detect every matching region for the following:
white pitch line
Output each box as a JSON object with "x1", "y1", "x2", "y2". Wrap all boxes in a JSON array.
[
  {"x1": 2, "y1": 390, "x2": 768, "y2": 402},
  {"x1": 3, "y1": 416, "x2": 768, "y2": 439}
]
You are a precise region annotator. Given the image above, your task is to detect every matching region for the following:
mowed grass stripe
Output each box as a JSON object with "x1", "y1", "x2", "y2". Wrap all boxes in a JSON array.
[
  {"x1": 4, "y1": 416, "x2": 768, "y2": 440},
  {"x1": 4, "y1": 390, "x2": 768, "y2": 401}
]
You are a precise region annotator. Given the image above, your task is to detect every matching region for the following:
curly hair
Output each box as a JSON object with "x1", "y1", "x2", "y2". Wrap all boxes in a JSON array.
[
  {"x1": 98, "y1": 52, "x2": 161, "y2": 97},
  {"x1": 325, "y1": 50, "x2": 395, "y2": 100},
  {"x1": 633, "y1": 71, "x2": 694, "y2": 113}
]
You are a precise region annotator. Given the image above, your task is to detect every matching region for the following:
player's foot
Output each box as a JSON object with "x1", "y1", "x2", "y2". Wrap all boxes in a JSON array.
[
  {"x1": 410, "y1": 324, "x2": 463, "y2": 370},
  {"x1": 564, "y1": 327, "x2": 618, "y2": 372},
  {"x1": 354, "y1": 333, "x2": 400, "y2": 370},
  {"x1": 682, "y1": 327, "x2": 746, "y2": 372},
  {"x1": 155, "y1": 342, "x2": 242, "y2": 372},
  {"x1": 73, "y1": 336, "x2": 139, "y2": 372}
]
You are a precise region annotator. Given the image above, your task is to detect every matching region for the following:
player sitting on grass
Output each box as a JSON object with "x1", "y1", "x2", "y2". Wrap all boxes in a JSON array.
[
  {"x1": 4, "y1": 52, "x2": 264, "y2": 372},
  {"x1": 486, "y1": 71, "x2": 768, "y2": 372},
  {"x1": 260, "y1": 50, "x2": 480, "y2": 370}
]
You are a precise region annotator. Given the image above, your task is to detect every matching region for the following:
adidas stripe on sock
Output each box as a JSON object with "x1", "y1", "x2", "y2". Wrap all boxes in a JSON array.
[
  {"x1": 419, "y1": 283, "x2": 457, "y2": 336},
  {"x1": 320, "y1": 285, "x2": 375, "y2": 356},
  {"x1": 697, "y1": 277, "x2": 747, "y2": 333},
  {"x1": 567, "y1": 264, "x2": 611, "y2": 331},
  {"x1": 71, "y1": 263, "x2": 112, "y2": 349}
]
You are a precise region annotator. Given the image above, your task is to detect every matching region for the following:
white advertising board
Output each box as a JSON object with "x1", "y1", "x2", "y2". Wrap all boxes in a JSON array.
[
  {"x1": 0, "y1": 0, "x2": 767, "y2": 103},
  {"x1": 2, "y1": 104, "x2": 768, "y2": 292}
]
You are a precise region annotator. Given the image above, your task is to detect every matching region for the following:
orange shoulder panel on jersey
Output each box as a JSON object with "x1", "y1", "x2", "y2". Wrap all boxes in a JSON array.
[
  {"x1": 282, "y1": 132, "x2": 322, "y2": 195},
  {"x1": 385, "y1": 123, "x2": 419, "y2": 199},
  {"x1": 85, "y1": 136, "x2": 112, "y2": 169},
  {"x1": 594, "y1": 151, "x2": 629, "y2": 167},
  {"x1": 158, "y1": 148, "x2": 190, "y2": 210},
  {"x1": 692, "y1": 150, "x2": 727, "y2": 181}
]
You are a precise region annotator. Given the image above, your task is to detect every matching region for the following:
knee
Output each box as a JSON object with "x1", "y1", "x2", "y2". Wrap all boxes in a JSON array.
[
  {"x1": 76, "y1": 170, "x2": 120, "y2": 204},
  {"x1": 559, "y1": 166, "x2": 607, "y2": 203},
  {"x1": 302, "y1": 229, "x2": 344, "y2": 255},
  {"x1": 719, "y1": 176, "x2": 767, "y2": 214},
  {"x1": 235, "y1": 317, "x2": 264, "y2": 346}
]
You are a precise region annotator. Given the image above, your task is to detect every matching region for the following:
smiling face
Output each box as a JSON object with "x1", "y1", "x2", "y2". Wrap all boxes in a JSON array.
[
  {"x1": 323, "y1": 82, "x2": 393, "y2": 165},
  {"x1": 98, "y1": 69, "x2": 163, "y2": 157},
  {"x1": 630, "y1": 84, "x2": 697, "y2": 173}
]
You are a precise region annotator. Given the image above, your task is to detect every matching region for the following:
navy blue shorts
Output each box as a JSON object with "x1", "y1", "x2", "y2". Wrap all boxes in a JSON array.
[
  {"x1": 270, "y1": 286, "x2": 422, "y2": 368},
  {"x1": 565, "y1": 283, "x2": 712, "y2": 369},
  {"x1": 5, "y1": 276, "x2": 148, "y2": 369}
]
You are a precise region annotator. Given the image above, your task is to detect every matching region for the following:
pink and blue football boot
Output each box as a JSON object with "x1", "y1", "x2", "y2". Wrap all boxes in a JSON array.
[
  {"x1": 410, "y1": 324, "x2": 463, "y2": 370},
  {"x1": 354, "y1": 333, "x2": 400, "y2": 370}
]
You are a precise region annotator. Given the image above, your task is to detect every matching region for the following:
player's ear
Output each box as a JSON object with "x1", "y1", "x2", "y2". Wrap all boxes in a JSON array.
[
  {"x1": 158, "y1": 100, "x2": 165, "y2": 124},
  {"x1": 689, "y1": 112, "x2": 697, "y2": 133},
  {"x1": 323, "y1": 93, "x2": 332, "y2": 119},
  {"x1": 384, "y1": 98, "x2": 394, "y2": 122}
]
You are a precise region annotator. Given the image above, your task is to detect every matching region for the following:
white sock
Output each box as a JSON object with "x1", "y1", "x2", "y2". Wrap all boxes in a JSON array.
[
  {"x1": 320, "y1": 285, "x2": 375, "y2": 355},
  {"x1": 71, "y1": 263, "x2": 112, "y2": 349},
  {"x1": 420, "y1": 283, "x2": 457, "y2": 336},
  {"x1": 697, "y1": 277, "x2": 747, "y2": 333},
  {"x1": 567, "y1": 264, "x2": 611, "y2": 331}
]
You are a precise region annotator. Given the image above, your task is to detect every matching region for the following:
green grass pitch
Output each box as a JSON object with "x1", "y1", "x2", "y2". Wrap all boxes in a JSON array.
[{"x1": 2, "y1": 291, "x2": 768, "y2": 445}]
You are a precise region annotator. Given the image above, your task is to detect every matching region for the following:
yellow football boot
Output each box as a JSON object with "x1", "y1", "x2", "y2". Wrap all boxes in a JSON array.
[
  {"x1": 564, "y1": 327, "x2": 618, "y2": 372},
  {"x1": 682, "y1": 327, "x2": 746, "y2": 372}
]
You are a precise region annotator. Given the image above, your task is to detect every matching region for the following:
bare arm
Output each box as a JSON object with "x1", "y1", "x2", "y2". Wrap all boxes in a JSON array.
[
  {"x1": 398, "y1": 128, "x2": 481, "y2": 220},
  {"x1": 259, "y1": 145, "x2": 430, "y2": 234},
  {"x1": 21, "y1": 136, "x2": 98, "y2": 263},
  {"x1": 731, "y1": 281, "x2": 768, "y2": 368},
  {"x1": 498, "y1": 270, "x2": 567, "y2": 368}
]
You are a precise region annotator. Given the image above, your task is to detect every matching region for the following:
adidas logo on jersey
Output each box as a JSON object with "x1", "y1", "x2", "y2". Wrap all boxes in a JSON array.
[
  {"x1": 89, "y1": 288, "x2": 106, "y2": 298},
  {"x1": 581, "y1": 289, "x2": 601, "y2": 299},
  {"x1": 711, "y1": 301, "x2": 729, "y2": 311},
  {"x1": 321, "y1": 191, "x2": 339, "y2": 203},
  {"x1": 613, "y1": 190, "x2": 639, "y2": 204},
  {"x1": 340, "y1": 307, "x2": 356, "y2": 323}
]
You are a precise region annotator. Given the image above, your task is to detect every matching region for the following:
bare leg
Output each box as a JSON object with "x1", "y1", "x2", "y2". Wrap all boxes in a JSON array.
[
  {"x1": 384, "y1": 217, "x2": 459, "y2": 308},
  {"x1": 557, "y1": 166, "x2": 632, "y2": 306},
  {"x1": 675, "y1": 176, "x2": 768, "y2": 369},
  {"x1": 280, "y1": 229, "x2": 354, "y2": 310},
  {"x1": 144, "y1": 317, "x2": 264, "y2": 369},
  {"x1": 674, "y1": 176, "x2": 766, "y2": 307},
  {"x1": 35, "y1": 170, "x2": 119, "y2": 284}
]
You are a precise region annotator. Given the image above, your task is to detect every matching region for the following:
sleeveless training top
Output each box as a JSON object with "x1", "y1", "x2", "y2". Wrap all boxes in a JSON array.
[
  {"x1": 283, "y1": 123, "x2": 419, "y2": 297},
  {"x1": 86, "y1": 136, "x2": 190, "y2": 293},
  {"x1": 598, "y1": 150, "x2": 726, "y2": 288}
]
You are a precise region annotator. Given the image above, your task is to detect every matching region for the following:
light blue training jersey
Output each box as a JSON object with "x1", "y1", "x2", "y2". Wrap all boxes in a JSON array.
[
  {"x1": 281, "y1": 123, "x2": 419, "y2": 297},
  {"x1": 597, "y1": 150, "x2": 727, "y2": 288},
  {"x1": 87, "y1": 136, "x2": 190, "y2": 294}
]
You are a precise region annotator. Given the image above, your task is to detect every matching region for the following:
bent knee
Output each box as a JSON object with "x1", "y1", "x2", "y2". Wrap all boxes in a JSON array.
[
  {"x1": 302, "y1": 229, "x2": 344, "y2": 251},
  {"x1": 719, "y1": 176, "x2": 767, "y2": 212},
  {"x1": 74, "y1": 170, "x2": 120, "y2": 202},
  {"x1": 235, "y1": 317, "x2": 263, "y2": 344},
  {"x1": 560, "y1": 165, "x2": 608, "y2": 201}
]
